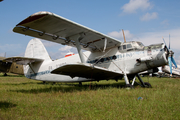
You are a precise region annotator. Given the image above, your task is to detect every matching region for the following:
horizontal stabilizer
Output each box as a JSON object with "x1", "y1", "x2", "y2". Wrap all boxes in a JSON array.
[
  {"x1": 51, "y1": 63, "x2": 123, "y2": 80},
  {"x1": 4, "y1": 57, "x2": 44, "y2": 65}
]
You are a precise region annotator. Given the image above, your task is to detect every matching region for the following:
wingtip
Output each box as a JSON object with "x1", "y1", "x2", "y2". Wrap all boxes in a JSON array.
[
  {"x1": 16, "y1": 12, "x2": 48, "y2": 26},
  {"x1": 31, "y1": 11, "x2": 53, "y2": 16}
]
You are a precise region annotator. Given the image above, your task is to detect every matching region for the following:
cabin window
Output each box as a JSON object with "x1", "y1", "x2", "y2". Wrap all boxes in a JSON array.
[
  {"x1": 123, "y1": 45, "x2": 126, "y2": 50},
  {"x1": 156, "y1": 45, "x2": 161, "y2": 49},
  {"x1": 151, "y1": 46, "x2": 156, "y2": 49},
  {"x1": 127, "y1": 44, "x2": 132, "y2": 49}
]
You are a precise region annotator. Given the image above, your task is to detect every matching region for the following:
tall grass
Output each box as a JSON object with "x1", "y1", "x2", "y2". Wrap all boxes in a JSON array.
[{"x1": 0, "y1": 76, "x2": 180, "y2": 120}]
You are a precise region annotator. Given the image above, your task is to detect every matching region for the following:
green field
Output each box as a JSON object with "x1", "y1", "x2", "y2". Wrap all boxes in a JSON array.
[{"x1": 0, "y1": 75, "x2": 180, "y2": 120}]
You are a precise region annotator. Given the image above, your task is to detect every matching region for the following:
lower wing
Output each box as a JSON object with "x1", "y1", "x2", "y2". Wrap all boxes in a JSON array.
[{"x1": 51, "y1": 63, "x2": 123, "y2": 80}]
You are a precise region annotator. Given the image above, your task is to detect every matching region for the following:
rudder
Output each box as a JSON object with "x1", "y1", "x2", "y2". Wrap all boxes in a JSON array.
[{"x1": 25, "y1": 38, "x2": 51, "y2": 61}]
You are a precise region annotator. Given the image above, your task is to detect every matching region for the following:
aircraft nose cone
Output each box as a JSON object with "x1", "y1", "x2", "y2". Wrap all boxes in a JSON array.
[{"x1": 169, "y1": 50, "x2": 174, "y2": 57}]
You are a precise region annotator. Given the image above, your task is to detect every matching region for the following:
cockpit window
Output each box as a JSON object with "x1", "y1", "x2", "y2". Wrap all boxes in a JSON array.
[
  {"x1": 123, "y1": 45, "x2": 126, "y2": 49},
  {"x1": 127, "y1": 44, "x2": 132, "y2": 49},
  {"x1": 137, "y1": 42, "x2": 144, "y2": 47}
]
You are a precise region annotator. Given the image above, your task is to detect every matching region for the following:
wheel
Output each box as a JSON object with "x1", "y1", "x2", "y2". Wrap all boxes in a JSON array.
[
  {"x1": 125, "y1": 84, "x2": 134, "y2": 89},
  {"x1": 79, "y1": 82, "x2": 82, "y2": 86},
  {"x1": 4, "y1": 73, "x2": 7, "y2": 76},
  {"x1": 157, "y1": 75, "x2": 161, "y2": 78},
  {"x1": 144, "y1": 82, "x2": 152, "y2": 88}
]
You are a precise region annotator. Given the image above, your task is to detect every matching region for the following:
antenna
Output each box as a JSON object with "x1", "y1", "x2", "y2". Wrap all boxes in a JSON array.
[{"x1": 122, "y1": 29, "x2": 126, "y2": 43}]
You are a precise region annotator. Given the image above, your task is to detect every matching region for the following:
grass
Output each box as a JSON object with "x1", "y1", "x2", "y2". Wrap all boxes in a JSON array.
[{"x1": 0, "y1": 76, "x2": 180, "y2": 120}]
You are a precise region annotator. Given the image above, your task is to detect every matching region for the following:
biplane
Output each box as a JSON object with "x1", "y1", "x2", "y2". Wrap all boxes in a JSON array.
[{"x1": 5, "y1": 11, "x2": 175, "y2": 88}]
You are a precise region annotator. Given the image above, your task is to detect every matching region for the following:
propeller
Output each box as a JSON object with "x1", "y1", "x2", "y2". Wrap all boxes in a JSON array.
[{"x1": 162, "y1": 34, "x2": 177, "y2": 77}]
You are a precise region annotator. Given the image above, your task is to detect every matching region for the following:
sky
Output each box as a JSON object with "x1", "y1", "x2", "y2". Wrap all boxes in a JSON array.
[{"x1": 0, "y1": 0, "x2": 180, "y2": 63}]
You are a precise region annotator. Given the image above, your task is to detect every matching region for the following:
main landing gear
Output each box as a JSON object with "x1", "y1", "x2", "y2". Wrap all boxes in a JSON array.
[
  {"x1": 79, "y1": 82, "x2": 82, "y2": 86},
  {"x1": 4, "y1": 73, "x2": 7, "y2": 76},
  {"x1": 136, "y1": 74, "x2": 152, "y2": 88},
  {"x1": 125, "y1": 73, "x2": 152, "y2": 88}
]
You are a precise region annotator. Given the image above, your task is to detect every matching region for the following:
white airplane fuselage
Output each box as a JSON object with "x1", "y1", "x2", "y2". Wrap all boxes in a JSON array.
[{"x1": 24, "y1": 39, "x2": 168, "y2": 82}]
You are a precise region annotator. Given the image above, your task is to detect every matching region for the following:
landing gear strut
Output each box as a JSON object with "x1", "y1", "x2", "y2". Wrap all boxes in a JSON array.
[
  {"x1": 127, "y1": 74, "x2": 152, "y2": 88},
  {"x1": 136, "y1": 74, "x2": 152, "y2": 88}
]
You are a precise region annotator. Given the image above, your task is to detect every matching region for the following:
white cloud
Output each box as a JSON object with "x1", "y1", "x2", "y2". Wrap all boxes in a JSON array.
[
  {"x1": 133, "y1": 28, "x2": 180, "y2": 50},
  {"x1": 140, "y1": 12, "x2": 158, "y2": 21},
  {"x1": 48, "y1": 47, "x2": 77, "y2": 60},
  {"x1": 161, "y1": 20, "x2": 169, "y2": 25},
  {"x1": 41, "y1": 39, "x2": 60, "y2": 47},
  {"x1": 121, "y1": 0, "x2": 153, "y2": 14},
  {"x1": 108, "y1": 30, "x2": 134, "y2": 40},
  {"x1": 161, "y1": 20, "x2": 169, "y2": 28},
  {"x1": 59, "y1": 46, "x2": 72, "y2": 51}
]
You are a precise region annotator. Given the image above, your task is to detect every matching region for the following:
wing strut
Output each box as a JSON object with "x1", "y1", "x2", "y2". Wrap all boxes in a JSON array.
[
  {"x1": 28, "y1": 63, "x2": 35, "y2": 74},
  {"x1": 103, "y1": 38, "x2": 107, "y2": 52},
  {"x1": 69, "y1": 33, "x2": 86, "y2": 63}
]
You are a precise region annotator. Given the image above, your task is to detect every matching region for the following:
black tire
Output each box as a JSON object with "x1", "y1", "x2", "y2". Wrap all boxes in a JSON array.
[
  {"x1": 125, "y1": 84, "x2": 134, "y2": 89},
  {"x1": 144, "y1": 82, "x2": 152, "y2": 88},
  {"x1": 4, "y1": 73, "x2": 7, "y2": 76}
]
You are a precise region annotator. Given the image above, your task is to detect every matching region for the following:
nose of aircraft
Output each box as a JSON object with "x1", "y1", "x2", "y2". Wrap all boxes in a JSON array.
[
  {"x1": 162, "y1": 36, "x2": 177, "y2": 76},
  {"x1": 163, "y1": 44, "x2": 177, "y2": 76},
  {"x1": 168, "y1": 50, "x2": 177, "y2": 76}
]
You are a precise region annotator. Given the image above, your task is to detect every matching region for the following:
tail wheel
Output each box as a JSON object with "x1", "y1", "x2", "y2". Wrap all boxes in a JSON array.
[{"x1": 144, "y1": 82, "x2": 152, "y2": 88}]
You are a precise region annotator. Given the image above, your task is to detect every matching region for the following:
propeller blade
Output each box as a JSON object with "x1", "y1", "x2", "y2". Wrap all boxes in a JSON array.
[
  {"x1": 171, "y1": 57, "x2": 177, "y2": 68},
  {"x1": 168, "y1": 57, "x2": 172, "y2": 75},
  {"x1": 162, "y1": 37, "x2": 167, "y2": 47},
  {"x1": 162, "y1": 37, "x2": 169, "y2": 52},
  {"x1": 163, "y1": 34, "x2": 177, "y2": 77}
]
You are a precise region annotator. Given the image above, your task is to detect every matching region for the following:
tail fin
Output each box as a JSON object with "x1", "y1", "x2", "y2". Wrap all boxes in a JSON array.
[{"x1": 25, "y1": 38, "x2": 51, "y2": 61}]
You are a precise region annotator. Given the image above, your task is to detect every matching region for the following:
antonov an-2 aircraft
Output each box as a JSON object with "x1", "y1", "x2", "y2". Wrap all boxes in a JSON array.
[{"x1": 5, "y1": 11, "x2": 174, "y2": 88}]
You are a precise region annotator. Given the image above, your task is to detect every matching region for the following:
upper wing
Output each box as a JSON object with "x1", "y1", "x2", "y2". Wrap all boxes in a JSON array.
[
  {"x1": 13, "y1": 11, "x2": 121, "y2": 52},
  {"x1": 51, "y1": 63, "x2": 123, "y2": 80},
  {"x1": 4, "y1": 57, "x2": 44, "y2": 65}
]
